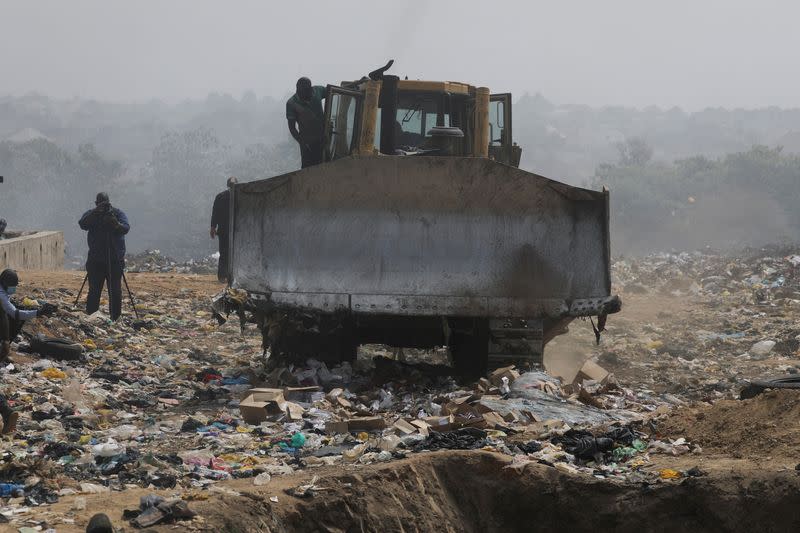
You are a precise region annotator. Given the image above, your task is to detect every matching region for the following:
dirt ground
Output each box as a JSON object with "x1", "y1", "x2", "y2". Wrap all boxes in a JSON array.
[
  {"x1": 37, "y1": 447, "x2": 800, "y2": 533},
  {"x1": 8, "y1": 269, "x2": 800, "y2": 532},
  {"x1": 658, "y1": 389, "x2": 800, "y2": 461}
]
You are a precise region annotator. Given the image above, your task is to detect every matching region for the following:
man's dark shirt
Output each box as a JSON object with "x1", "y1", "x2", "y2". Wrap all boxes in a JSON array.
[
  {"x1": 286, "y1": 86, "x2": 326, "y2": 144},
  {"x1": 211, "y1": 190, "x2": 230, "y2": 235},
  {"x1": 78, "y1": 207, "x2": 130, "y2": 264}
]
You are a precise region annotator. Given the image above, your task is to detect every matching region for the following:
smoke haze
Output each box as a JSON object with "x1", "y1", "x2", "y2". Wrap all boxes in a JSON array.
[
  {"x1": 3, "y1": 0, "x2": 800, "y2": 109},
  {"x1": 1, "y1": 0, "x2": 800, "y2": 260}
]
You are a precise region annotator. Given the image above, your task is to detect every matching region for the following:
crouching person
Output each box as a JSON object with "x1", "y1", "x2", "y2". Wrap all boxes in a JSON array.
[
  {"x1": 0, "y1": 269, "x2": 56, "y2": 434},
  {"x1": 0, "y1": 269, "x2": 57, "y2": 359}
]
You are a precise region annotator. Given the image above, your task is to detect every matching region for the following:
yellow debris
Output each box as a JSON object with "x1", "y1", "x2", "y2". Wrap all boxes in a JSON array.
[
  {"x1": 41, "y1": 367, "x2": 67, "y2": 380},
  {"x1": 225, "y1": 288, "x2": 248, "y2": 305},
  {"x1": 659, "y1": 468, "x2": 682, "y2": 480}
]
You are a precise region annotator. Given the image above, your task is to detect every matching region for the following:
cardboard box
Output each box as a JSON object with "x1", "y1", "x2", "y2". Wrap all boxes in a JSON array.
[
  {"x1": 239, "y1": 388, "x2": 292, "y2": 425},
  {"x1": 575, "y1": 360, "x2": 609, "y2": 384},
  {"x1": 284, "y1": 401, "x2": 305, "y2": 421},
  {"x1": 489, "y1": 365, "x2": 519, "y2": 386},
  {"x1": 442, "y1": 396, "x2": 473, "y2": 416}
]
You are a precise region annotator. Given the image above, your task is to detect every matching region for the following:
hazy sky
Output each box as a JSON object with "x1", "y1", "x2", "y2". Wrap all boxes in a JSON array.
[{"x1": 3, "y1": 0, "x2": 799, "y2": 109}]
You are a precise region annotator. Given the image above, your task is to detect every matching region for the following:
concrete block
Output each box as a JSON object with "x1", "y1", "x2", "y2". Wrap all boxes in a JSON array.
[{"x1": 0, "y1": 230, "x2": 64, "y2": 271}]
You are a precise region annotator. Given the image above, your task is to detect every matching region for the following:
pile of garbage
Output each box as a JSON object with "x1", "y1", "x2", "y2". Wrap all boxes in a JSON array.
[
  {"x1": 614, "y1": 245, "x2": 800, "y2": 303},
  {"x1": 5, "y1": 244, "x2": 800, "y2": 526},
  {"x1": 596, "y1": 246, "x2": 800, "y2": 401},
  {"x1": 125, "y1": 249, "x2": 218, "y2": 274},
  {"x1": 0, "y1": 276, "x2": 698, "y2": 528}
]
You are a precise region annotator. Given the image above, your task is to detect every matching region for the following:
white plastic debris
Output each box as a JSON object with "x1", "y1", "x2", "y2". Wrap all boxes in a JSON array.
[
  {"x1": 91, "y1": 438, "x2": 124, "y2": 457},
  {"x1": 750, "y1": 340, "x2": 776, "y2": 357},
  {"x1": 253, "y1": 472, "x2": 272, "y2": 486}
]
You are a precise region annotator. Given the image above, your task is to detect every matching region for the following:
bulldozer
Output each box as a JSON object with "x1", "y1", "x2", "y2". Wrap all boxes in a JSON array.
[{"x1": 227, "y1": 62, "x2": 620, "y2": 376}]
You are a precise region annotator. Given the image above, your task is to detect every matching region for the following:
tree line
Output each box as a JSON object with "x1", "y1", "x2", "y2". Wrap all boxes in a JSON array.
[{"x1": 2, "y1": 91, "x2": 800, "y2": 257}]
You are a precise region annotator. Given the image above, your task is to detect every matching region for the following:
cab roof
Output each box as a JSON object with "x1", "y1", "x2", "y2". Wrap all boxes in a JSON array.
[{"x1": 396, "y1": 80, "x2": 473, "y2": 95}]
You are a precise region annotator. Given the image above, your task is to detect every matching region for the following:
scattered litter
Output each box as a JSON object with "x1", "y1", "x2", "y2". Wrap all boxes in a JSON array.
[{"x1": 4, "y1": 248, "x2": 791, "y2": 525}]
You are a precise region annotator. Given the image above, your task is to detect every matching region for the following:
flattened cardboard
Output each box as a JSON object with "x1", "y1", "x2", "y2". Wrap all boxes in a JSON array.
[
  {"x1": 325, "y1": 420, "x2": 349, "y2": 434},
  {"x1": 347, "y1": 416, "x2": 386, "y2": 431},
  {"x1": 410, "y1": 419, "x2": 430, "y2": 437},
  {"x1": 482, "y1": 411, "x2": 507, "y2": 428},
  {"x1": 393, "y1": 419, "x2": 417, "y2": 435},
  {"x1": 243, "y1": 388, "x2": 284, "y2": 402},
  {"x1": 336, "y1": 397, "x2": 353, "y2": 409}
]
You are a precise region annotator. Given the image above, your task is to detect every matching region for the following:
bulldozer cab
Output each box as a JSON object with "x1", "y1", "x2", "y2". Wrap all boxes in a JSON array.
[{"x1": 322, "y1": 77, "x2": 522, "y2": 166}]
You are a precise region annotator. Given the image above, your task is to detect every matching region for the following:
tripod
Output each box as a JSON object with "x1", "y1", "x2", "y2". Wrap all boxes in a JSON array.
[
  {"x1": 75, "y1": 210, "x2": 139, "y2": 320},
  {"x1": 75, "y1": 269, "x2": 139, "y2": 320}
]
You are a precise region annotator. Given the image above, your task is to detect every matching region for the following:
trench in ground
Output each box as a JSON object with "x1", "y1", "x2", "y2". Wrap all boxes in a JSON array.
[{"x1": 196, "y1": 451, "x2": 800, "y2": 533}]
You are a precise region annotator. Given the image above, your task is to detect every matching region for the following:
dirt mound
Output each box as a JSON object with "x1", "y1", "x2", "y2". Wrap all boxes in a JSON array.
[
  {"x1": 656, "y1": 389, "x2": 800, "y2": 458},
  {"x1": 185, "y1": 451, "x2": 800, "y2": 533}
]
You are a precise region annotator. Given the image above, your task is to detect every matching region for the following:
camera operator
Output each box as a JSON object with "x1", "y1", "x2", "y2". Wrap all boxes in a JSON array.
[{"x1": 78, "y1": 192, "x2": 130, "y2": 321}]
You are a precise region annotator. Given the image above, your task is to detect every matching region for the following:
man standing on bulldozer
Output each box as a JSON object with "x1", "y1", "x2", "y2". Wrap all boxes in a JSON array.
[{"x1": 286, "y1": 77, "x2": 326, "y2": 168}]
